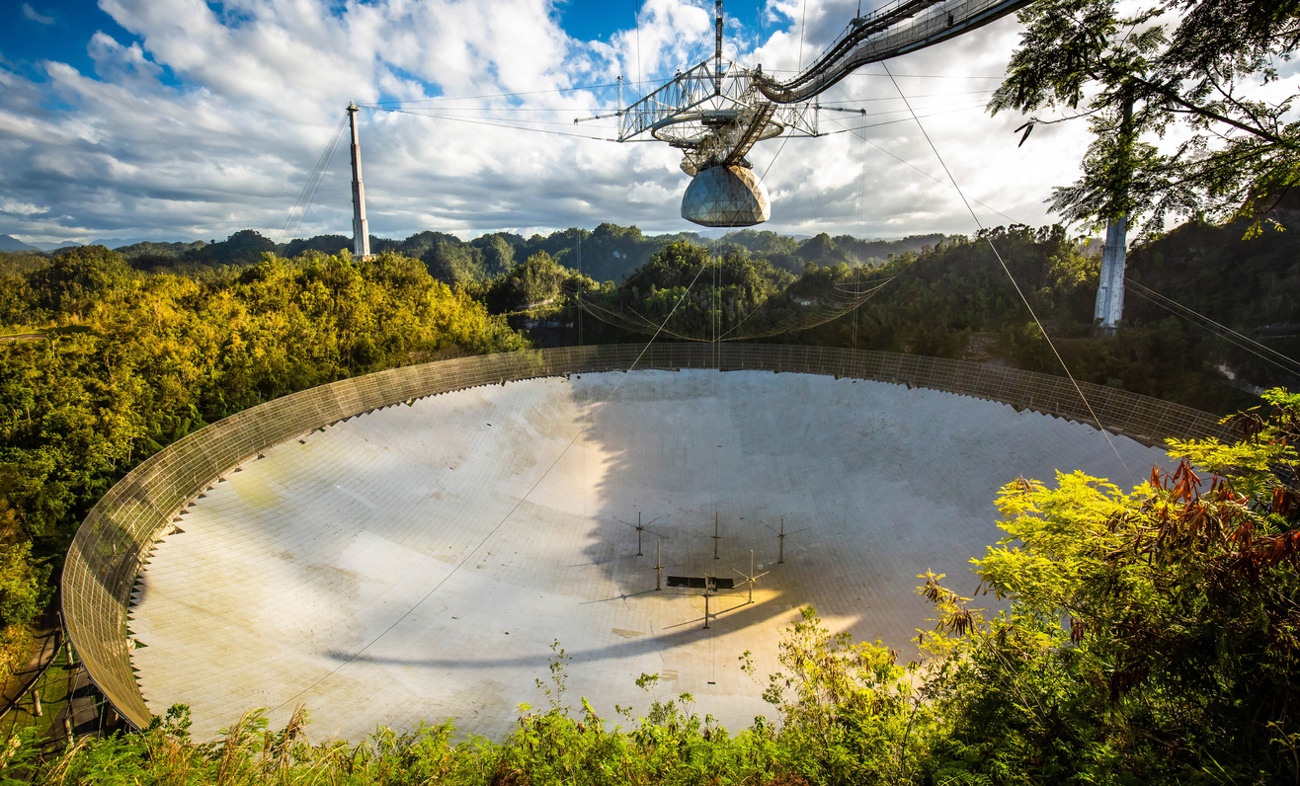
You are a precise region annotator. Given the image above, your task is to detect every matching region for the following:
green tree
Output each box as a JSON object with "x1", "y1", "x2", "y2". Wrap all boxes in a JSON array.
[
  {"x1": 486, "y1": 252, "x2": 574, "y2": 313},
  {"x1": 994, "y1": 0, "x2": 1300, "y2": 236},
  {"x1": 0, "y1": 246, "x2": 526, "y2": 675},
  {"x1": 423, "y1": 239, "x2": 483, "y2": 286},
  {"x1": 0, "y1": 540, "x2": 50, "y2": 682},
  {"x1": 755, "y1": 606, "x2": 929, "y2": 784},
  {"x1": 470, "y1": 234, "x2": 516, "y2": 278},
  {"x1": 280, "y1": 234, "x2": 352, "y2": 258},
  {"x1": 797, "y1": 232, "x2": 839, "y2": 263},
  {"x1": 26, "y1": 246, "x2": 135, "y2": 318},
  {"x1": 922, "y1": 388, "x2": 1300, "y2": 782},
  {"x1": 193, "y1": 229, "x2": 276, "y2": 266}
]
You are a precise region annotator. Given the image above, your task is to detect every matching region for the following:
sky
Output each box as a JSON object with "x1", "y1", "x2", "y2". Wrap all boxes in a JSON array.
[{"x1": 0, "y1": 0, "x2": 1127, "y2": 244}]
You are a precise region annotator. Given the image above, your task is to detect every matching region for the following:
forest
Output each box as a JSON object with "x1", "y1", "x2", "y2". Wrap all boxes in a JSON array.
[
  {"x1": 0, "y1": 247, "x2": 524, "y2": 685},
  {"x1": 0, "y1": 209, "x2": 1298, "y2": 782},
  {"x1": 95, "y1": 207, "x2": 1299, "y2": 414}
]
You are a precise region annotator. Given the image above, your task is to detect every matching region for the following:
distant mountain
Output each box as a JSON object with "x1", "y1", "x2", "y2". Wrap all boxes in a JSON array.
[
  {"x1": 0, "y1": 235, "x2": 39, "y2": 252},
  {"x1": 29, "y1": 241, "x2": 82, "y2": 252},
  {"x1": 92, "y1": 237, "x2": 192, "y2": 250}
]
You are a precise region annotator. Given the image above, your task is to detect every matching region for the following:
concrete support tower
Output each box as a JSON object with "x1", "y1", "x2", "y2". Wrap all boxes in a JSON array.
[
  {"x1": 1094, "y1": 216, "x2": 1127, "y2": 330},
  {"x1": 1094, "y1": 93, "x2": 1134, "y2": 333},
  {"x1": 347, "y1": 102, "x2": 371, "y2": 259}
]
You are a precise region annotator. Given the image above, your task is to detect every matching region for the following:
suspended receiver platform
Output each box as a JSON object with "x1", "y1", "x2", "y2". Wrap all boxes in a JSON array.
[{"x1": 589, "y1": 0, "x2": 1030, "y2": 227}]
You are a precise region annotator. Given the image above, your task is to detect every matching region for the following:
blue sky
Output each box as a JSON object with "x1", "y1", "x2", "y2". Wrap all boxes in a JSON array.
[
  {"x1": 0, "y1": 0, "x2": 1106, "y2": 244},
  {"x1": 7, "y1": 1, "x2": 117, "y2": 78},
  {"x1": 1, "y1": 0, "x2": 771, "y2": 93},
  {"x1": 558, "y1": 0, "x2": 764, "y2": 49}
]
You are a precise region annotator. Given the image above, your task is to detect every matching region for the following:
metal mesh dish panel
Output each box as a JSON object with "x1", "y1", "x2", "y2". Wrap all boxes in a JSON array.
[{"x1": 63, "y1": 345, "x2": 1232, "y2": 729}]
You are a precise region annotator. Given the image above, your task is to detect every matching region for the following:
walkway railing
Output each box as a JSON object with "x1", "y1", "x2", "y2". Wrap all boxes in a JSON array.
[{"x1": 63, "y1": 344, "x2": 1234, "y2": 730}]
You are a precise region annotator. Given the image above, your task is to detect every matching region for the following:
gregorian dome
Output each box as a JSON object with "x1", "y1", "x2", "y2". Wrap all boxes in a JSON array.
[{"x1": 681, "y1": 164, "x2": 771, "y2": 227}]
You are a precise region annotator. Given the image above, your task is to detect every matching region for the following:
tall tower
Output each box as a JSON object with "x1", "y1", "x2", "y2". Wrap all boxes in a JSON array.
[
  {"x1": 1094, "y1": 217, "x2": 1127, "y2": 330},
  {"x1": 347, "y1": 102, "x2": 371, "y2": 259},
  {"x1": 1094, "y1": 93, "x2": 1134, "y2": 333}
]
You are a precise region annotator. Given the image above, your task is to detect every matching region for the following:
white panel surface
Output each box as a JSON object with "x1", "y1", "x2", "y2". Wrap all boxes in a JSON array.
[{"x1": 129, "y1": 371, "x2": 1166, "y2": 740}]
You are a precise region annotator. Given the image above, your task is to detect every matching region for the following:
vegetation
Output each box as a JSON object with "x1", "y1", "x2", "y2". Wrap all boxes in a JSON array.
[
  {"x1": 775, "y1": 214, "x2": 1300, "y2": 412},
  {"x1": 104, "y1": 226, "x2": 946, "y2": 288},
  {"x1": 582, "y1": 241, "x2": 798, "y2": 341},
  {"x1": 482, "y1": 251, "x2": 597, "y2": 316},
  {"x1": 1, "y1": 609, "x2": 921, "y2": 785},
  {"x1": 994, "y1": 0, "x2": 1300, "y2": 237},
  {"x1": 922, "y1": 387, "x2": 1300, "y2": 783},
  {"x1": 2, "y1": 205, "x2": 1297, "y2": 780},
  {"x1": 423, "y1": 214, "x2": 1292, "y2": 413},
  {"x1": 0, "y1": 245, "x2": 523, "y2": 684}
]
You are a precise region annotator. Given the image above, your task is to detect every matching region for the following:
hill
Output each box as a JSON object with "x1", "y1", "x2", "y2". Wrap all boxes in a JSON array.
[
  {"x1": 119, "y1": 225, "x2": 931, "y2": 284},
  {"x1": 0, "y1": 235, "x2": 38, "y2": 252},
  {"x1": 1124, "y1": 192, "x2": 1300, "y2": 394}
]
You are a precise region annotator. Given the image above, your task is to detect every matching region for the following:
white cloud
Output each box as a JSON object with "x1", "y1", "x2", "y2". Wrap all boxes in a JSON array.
[
  {"x1": 0, "y1": 0, "x2": 1174, "y2": 245},
  {"x1": 88, "y1": 32, "x2": 164, "y2": 84},
  {"x1": 22, "y1": 3, "x2": 55, "y2": 25},
  {"x1": 1, "y1": 199, "x2": 49, "y2": 216}
]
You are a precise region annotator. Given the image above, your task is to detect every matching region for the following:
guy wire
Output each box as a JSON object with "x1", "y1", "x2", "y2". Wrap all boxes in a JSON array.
[{"x1": 879, "y1": 60, "x2": 1129, "y2": 472}]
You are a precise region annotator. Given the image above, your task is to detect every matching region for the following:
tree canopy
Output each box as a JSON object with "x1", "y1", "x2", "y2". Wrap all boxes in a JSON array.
[
  {"x1": 0, "y1": 247, "x2": 523, "y2": 599},
  {"x1": 922, "y1": 387, "x2": 1300, "y2": 782},
  {"x1": 995, "y1": 0, "x2": 1300, "y2": 236}
]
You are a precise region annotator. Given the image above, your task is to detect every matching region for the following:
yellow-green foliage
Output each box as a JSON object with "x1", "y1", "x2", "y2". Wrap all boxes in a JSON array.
[
  {"x1": 0, "y1": 248, "x2": 524, "y2": 545},
  {"x1": 0, "y1": 540, "x2": 50, "y2": 684},
  {"x1": 4, "y1": 245, "x2": 1299, "y2": 782},
  {"x1": 920, "y1": 388, "x2": 1300, "y2": 783},
  {"x1": 4, "y1": 387, "x2": 1300, "y2": 782},
  {"x1": 0, "y1": 247, "x2": 526, "y2": 698},
  {"x1": 9, "y1": 609, "x2": 928, "y2": 785}
]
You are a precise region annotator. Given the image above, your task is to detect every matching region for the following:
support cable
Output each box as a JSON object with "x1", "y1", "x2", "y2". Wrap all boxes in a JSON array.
[
  {"x1": 817, "y1": 88, "x2": 1025, "y2": 226},
  {"x1": 574, "y1": 139, "x2": 585, "y2": 347},
  {"x1": 817, "y1": 89, "x2": 999, "y2": 102},
  {"x1": 1127, "y1": 282, "x2": 1300, "y2": 377},
  {"x1": 269, "y1": 125, "x2": 735, "y2": 711},
  {"x1": 365, "y1": 83, "x2": 624, "y2": 106},
  {"x1": 880, "y1": 60, "x2": 1129, "y2": 471},
  {"x1": 269, "y1": 253, "x2": 712, "y2": 716},
  {"x1": 374, "y1": 107, "x2": 620, "y2": 141},
  {"x1": 797, "y1": 0, "x2": 809, "y2": 71},
  {"x1": 580, "y1": 115, "x2": 843, "y2": 342},
  {"x1": 357, "y1": 75, "x2": 999, "y2": 111},
  {"x1": 276, "y1": 114, "x2": 348, "y2": 245},
  {"x1": 635, "y1": 0, "x2": 643, "y2": 91}
]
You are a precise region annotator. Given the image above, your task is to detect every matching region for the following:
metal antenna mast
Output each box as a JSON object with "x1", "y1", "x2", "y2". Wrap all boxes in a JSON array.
[
  {"x1": 347, "y1": 102, "x2": 371, "y2": 259},
  {"x1": 778, "y1": 517, "x2": 786, "y2": 564},
  {"x1": 733, "y1": 550, "x2": 769, "y2": 604},
  {"x1": 714, "y1": 0, "x2": 724, "y2": 95},
  {"x1": 713, "y1": 511, "x2": 721, "y2": 560}
]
